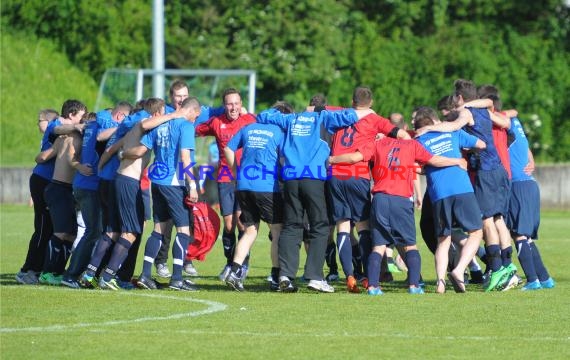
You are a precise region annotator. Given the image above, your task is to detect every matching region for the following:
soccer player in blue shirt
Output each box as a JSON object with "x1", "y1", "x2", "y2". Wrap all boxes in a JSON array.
[
  {"x1": 415, "y1": 107, "x2": 486, "y2": 293},
  {"x1": 256, "y1": 99, "x2": 374, "y2": 293},
  {"x1": 127, "y1": 97, "x2": 202, "y2": 291},
  {"x1": 415, "y1": 79, "x2": 514, "y2": 292},
  {"x1": 222, "y1": 101, "x2": 288, "y2": 291},
  {"x1": 507, "y1": 114, "x2": 555, "y2": 290}
]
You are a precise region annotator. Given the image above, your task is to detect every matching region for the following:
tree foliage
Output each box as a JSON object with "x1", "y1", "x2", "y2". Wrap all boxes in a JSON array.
[{"x1": 1, "y1": 0, "x2": 569, "y2": 160}]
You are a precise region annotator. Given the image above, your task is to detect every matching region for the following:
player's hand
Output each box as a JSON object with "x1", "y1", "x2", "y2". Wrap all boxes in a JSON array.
[
  {"x1": 375, "y1": 133, "x2": 386, "y2": 140},
  {"x1": 415, "y1": 196, "x2": 422, "y2": 210},
  {"x1": 76, "y1": 163, "x2": 93, "y2": 176},
  {"x1": 458, "y1": 158, "x2": 468, "y2": 171},
  {"x1": 74, "y1": 123, "x2": 86, "y2": 133},
  {"x1": 184, "y1": 189, "x2": 199, "y2": 207}
]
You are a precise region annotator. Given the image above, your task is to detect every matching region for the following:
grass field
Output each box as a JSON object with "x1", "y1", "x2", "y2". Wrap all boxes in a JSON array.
[{"x1": 1, "y1": 204, "x2": 569, "y2": 359}]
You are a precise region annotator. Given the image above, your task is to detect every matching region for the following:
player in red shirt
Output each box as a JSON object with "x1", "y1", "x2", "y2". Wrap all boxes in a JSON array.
[
  {"x1": 195, "y1": 88, "x2": 256, "y2": 280},
  {"x1": 329, "y1": 137, "x2": 466, "y2": 295},
  {"x1": 328, "y1": 86, "x2": 410, "y2": 292}
]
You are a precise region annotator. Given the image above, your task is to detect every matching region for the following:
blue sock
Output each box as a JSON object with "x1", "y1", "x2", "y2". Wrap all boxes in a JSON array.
[
  {"x1": 103, "y1": 237, "x2": 132, "y2": 281},
  {"x1": 358, "y1": 230, "x2": 371, "y2": 276},
  {"x1": 501, "y1": 246, "x2": 513, "y2": 267},
  {"x1": 367, "y1": 251, "x2": 381, "y2": 288},
  {"x1": 142, "y1": 231, "x2": 163, "y2": 278},
  {"x1": 86, "y1": 234, "x2": 114, "y2": 276},
  {"x1": 515, "y1": 239, "x2": 537, "y2": 282},
  {"x1": 43, "y1": 235, "x2": 64, "y2": 273},
  {"x1": 404, "y1": 250, "x2": 421, "y2": 287},
  {"x1": 222, "y1": 230, "x2": 236, "y2": 264},
  {"x1": 485, "y1": 244, "x2": 502, "y2": 272},
  {"x1": 172, "y1": 233, "x2": 190, "y2": 281},
  {"x1": 336, "y1": 232, "x2": 353, "y2": 277},
  {"x1": 529, "y1": 242, "x2": 550, "y2": 281}
]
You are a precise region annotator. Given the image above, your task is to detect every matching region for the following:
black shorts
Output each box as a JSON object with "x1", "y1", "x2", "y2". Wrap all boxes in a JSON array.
[{"x1": 237, "y1": 190, "x2": 284, "y2": 226}]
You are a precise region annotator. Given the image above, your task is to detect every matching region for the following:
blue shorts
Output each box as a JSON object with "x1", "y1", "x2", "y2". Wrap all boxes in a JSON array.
[
  {"x1": 370, "y1": 193, "x2": 416, "y2": 247},
  {"x1": 151, "y1": 184, "x2": 190, "y2": 227},
  {"x1": 507, "y1": 180, "x2": 540, "y2": 239},
  {"x1": 218, "y1": 182, "x2": 240, "y2": 216},
  {"x1": 115, "y1": 174, "x2": 144, "y2": 234},
  {"x1": 44, "y1": 181, "x2": 77, "y2": 234},
  {"x1": 327, "y1": 177, "x2": 371, "y2": 223},
  {"x1": 142, "y1": 188, "x2": 151, "y2": 221},
  {"x1": 432, "y1": 193, "x2": 482, "y2": 237},
  {"x1": 237, "y1": 190, "x2": 284, "y2": 226},
  {"x1": 473, "y1": 167, "x2": 511, "y2": 219}
]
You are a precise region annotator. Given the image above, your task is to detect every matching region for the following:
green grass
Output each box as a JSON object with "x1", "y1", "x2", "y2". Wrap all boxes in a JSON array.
[
  {"x1": 0, "y1": 31, "x2": 100, "y2": 167},
  {"x1": 1, "y1": 204, "x2": 569, "y2": 359}
]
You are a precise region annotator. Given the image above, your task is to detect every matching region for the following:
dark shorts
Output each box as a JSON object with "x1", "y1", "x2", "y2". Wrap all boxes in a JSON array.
[
  {"x1": 44, "y1": 181, "x2": 77, "y2": 234},
  {"x1": 142, "y1": 188, "x2": 151, "y2": 221},
  {"x1": 151, "y1": 184, "x2": 190, "y2": 227},
  {"x1": 100, "y1": 179, "x2": 121, "y2": 233},
  {"x1": 473, "y1": 167, "x2": 511, "y2": 219},
  {"x1": 432, "y1": 192, "x2": 482, "y2": 237},
  {"x1": 115, "y1": 174, "x2": 145, "y2": 234},
  {"x1": 327, "y1": 177, "x2": 371, "y2": 223},
  {"x1": 237, "y1": 190, "x2": 284, "y2": 226},
  {"x1": 507, "y1": 180, "x2": 540, "y2": 239},
  {"x1": 218, "y1": 181, "x2": 240, "y2": 217},
  {"x1": 370, "y1": 193, "x2": 415, "y2": 247}
]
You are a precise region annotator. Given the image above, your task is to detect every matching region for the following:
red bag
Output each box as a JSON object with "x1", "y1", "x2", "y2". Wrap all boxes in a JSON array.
[{"x1": 186, "y1": 202, "x2": 220, "y2": 261}]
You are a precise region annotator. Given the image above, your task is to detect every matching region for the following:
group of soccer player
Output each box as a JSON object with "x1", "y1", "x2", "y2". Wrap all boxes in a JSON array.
[{"x1": 15, "y1": 78, "x2": 555, "y2": 294}]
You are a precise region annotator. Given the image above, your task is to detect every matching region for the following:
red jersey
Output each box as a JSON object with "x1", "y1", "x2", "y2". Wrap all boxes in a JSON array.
[
  {"x1": 360, "y1": 138, "x2": 432, "y2": 198},
  {"x1": 331, "y1": 113, "x2": 395, "y2": 180},
  {"x1": 492, "y1": 124, "x2": 512, "y2": 179},
  {"x1": 195, "y1": 113, "x2": 256, "y2": 182}
]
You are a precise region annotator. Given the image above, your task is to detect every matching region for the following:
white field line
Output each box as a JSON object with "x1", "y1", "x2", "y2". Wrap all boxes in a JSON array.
[
  {"x1": 0, "y1": 290, "x2": 227, "y2": 333},
  {"x1": 81, "y1": 329, "x2": 570, "y2": 342}
]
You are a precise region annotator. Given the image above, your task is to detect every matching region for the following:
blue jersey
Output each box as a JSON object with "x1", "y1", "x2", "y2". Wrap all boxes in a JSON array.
[
  {"x1": 165, "y1": 103, "x2": 224, "y2": 126},
  {"x1": 508, "y1": 117, "x2": 533, "y2": 182},
  {"x1": 141, "y1": 118, "x2": 195, "y2": 186},
  {"x1": 72, "y1": 120, "x2": 100, "y2": 191},
  {"x1": 99, "y1": 110, "x2": 150, "y2": 181},
  {"x1": 257, "y1": 108, "x2": 358, "y2": 180},
  {"x1": 465, "y1": 107, "x2": 502, "y2": 171},
  {"x1": 227, "y1": 123, "x2": 284, "y2": 192},
  {"x1": 417, "y1": 130, "x2": 478, "y2": 202},
  {"x1": 32, "y1": 119, "x2": 62, "y2": 180},
  {"x1": 95, "y1": 109, "x2": 118, "y2": 135}
]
